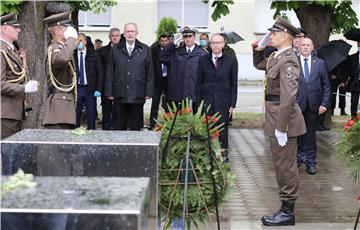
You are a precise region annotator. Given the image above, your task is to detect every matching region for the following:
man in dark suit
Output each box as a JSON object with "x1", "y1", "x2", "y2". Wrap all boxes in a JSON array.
[
  {"x1": 97, "y1": 28, "x2": 121, "y2": 130},
  {"x1": 105, "y1": 22, "x2": 154, "y2": 131},
  {"x1": 149, "y1": 34, "x2": 169, "y2": 130},
  {"x1": 297, "y1": 38, "x2": 331, "y2": 174},
  {"x1": 159, "y1": 26, "x2": 207, "y2": 111},
  {"x1": 73, "y1": 33, "x2": 103, "y2": 129},
  {"x1": 347, "y1": 42, "x2": 360, "y2": 118},
  {"x1": 196, "y1": 33, "x2": 238, "y2": 160}
]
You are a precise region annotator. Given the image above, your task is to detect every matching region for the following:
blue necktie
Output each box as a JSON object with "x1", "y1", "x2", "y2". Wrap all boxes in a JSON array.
[
  {"x1": 304, "y1": 58, "x2": 310, "y2": 82},
  {"x1": 79, "y1": 52, "x2": 84, "y2": 85}
]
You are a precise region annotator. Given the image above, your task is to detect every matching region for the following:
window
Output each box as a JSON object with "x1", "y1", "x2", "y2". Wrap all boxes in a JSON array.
[
  {"x1": 78, "y1": 7, "x2": 112, "y2": 28},
  {"x1": 157, "y1": 0, "x2": 209, "y2": 28}
]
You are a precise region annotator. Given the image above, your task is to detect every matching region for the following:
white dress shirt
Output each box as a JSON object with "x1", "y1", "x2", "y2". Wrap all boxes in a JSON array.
[{"x1": 300, "y1": 55, "x2": 312, "y2": 76}]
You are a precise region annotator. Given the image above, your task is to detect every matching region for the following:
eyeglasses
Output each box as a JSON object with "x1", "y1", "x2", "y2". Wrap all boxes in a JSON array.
[{"x1": 210, "y1": 42, "x2": 225, "y2": 46}]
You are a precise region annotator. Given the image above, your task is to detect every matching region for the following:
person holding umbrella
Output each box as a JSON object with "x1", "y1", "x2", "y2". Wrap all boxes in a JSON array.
[{"x1": 344, "y1": 28, "x2": 360, "y2": 118}]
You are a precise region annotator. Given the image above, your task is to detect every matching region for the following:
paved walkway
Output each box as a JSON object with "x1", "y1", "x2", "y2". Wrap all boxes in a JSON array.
[{"x1": 217, "y1": 128, "x2": 359, "y2": 230}]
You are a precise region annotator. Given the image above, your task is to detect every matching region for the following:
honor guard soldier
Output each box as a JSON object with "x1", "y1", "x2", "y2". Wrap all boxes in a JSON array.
[
  {"x1": 43, "y1": 11, "x2": 79, "y2": 129},
  {"x1": 1, "y1": 13, "x2": 39, "y2": 139},
  {"x1": 253, "y1": 17, "x2": 306, "y2": 226}
]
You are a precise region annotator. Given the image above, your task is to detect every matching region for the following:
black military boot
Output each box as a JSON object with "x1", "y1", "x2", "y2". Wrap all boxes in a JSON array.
[{"x1": 261, "y1": 201, "x2": 295, "y2": 226}]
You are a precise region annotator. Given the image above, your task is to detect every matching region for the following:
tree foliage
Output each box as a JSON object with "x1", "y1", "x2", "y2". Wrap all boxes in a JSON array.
[
  {"x1": 0, "y1": 0, "x2": 23, "y2": 15},
  {"x1": 156, "y1": 17, "x2": 178, "y2": 39},
  {"x1": 0, "y1": 0, "x2": 118, "y2": 15},
  {"x1": 203, "y1": 0, "x2": 234, "y2": 22},
  {"x1": 270, "y1": 0, "x2": 358, "y2": 34}
]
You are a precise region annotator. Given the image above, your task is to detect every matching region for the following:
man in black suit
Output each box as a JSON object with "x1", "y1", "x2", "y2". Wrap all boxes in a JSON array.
[
  {"x1": 347, "y1": 42, "x2": 360, "y2": 118},
  {"x1": 196, "y1": 33, "x2": 238, "y2": 161},
  {"x1": 97, "y1": 28, "x2": 121, "y2": 130},
  {"x1": 297, "y1": 38, "x2": 331, "y2": 174},
  {"x1": 149, "y1": 34, "x2": 169, "y2": 130},
  {"x1": 73, "y1": 33, "x2": 103, "y2": 129}
]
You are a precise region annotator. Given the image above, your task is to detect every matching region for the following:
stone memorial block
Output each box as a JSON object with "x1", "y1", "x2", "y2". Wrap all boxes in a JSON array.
[
  {"x1": 1, "y1": 129, "x2": 161, "y2": 217},
  {"x1": 1, "y1": 176, "x2": 150, "y2": 230}
]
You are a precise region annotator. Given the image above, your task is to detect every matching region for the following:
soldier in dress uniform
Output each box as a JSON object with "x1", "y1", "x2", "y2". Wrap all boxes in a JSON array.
[
  {"x1": 43, "y1": 11, "x2": 79, "y2": 129},
  {"x1": 1, "y1": 13, "x2": 39, "y2": 139},
  {"x1": 253, "y1": 17, "x2": 306, "y2": 226}
]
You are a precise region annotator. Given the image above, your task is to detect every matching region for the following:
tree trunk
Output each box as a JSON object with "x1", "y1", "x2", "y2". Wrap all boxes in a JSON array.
[
  {"x1": 294, "y1": 4, "x2": 334, "y2": 48},
  {"x1": 18, "y1": 1, "x2": 50, "y2": 128}
]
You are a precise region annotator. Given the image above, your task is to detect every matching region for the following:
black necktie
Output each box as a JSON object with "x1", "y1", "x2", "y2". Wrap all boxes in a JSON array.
[
  {"x1": 187, "y1": 49, "x2": 190, "y2": 55},
  {"x1": 79, "y1": 52, "x2": 84, "y2": 85}
]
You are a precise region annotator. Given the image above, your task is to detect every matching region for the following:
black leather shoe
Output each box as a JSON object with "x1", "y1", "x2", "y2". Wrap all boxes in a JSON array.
[
  {"x1": 340, "y1": 109, "x2": 348, "y2": 116},
  {"x1": 306, "y1": 166, "x2": 316, "y2": 175},
  {"x1": 317, "y1": 125, "x2": 325, "y2": 131},
  {"x1": 261, "y1": 201, "x2": 295, "y2": 226}
]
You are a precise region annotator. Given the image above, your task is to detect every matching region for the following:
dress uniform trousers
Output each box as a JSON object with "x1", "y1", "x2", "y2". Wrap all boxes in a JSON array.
[
  {"x1": 269, "y1": 136, "x2": 299, "y2": 202},
  {"x1": 1, "y1": 118, "x2": 21, "y2": 139}
]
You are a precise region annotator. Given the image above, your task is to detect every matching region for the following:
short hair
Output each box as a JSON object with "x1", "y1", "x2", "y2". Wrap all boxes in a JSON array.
[
  {"x1": 109, "y1": 28, "x2": 120, "y2": 35},
  {"x1": 124, "y1": 22, "x2": 138, "y2": 32},
  {"x1": 78, "y1": 32, "x2": 86, "y2": 39},
  {"x1": 200, "y1": 33, "x2": 209, "y2": 39},
  {"x1": 159, "y1": 34, "x2": 168, "y2": 40},
  {"x1": 210, "y1": 33, "x2": 225, "y2": 42}
]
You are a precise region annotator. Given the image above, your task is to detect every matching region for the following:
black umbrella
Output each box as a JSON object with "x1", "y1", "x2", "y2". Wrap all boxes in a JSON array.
[
  {"x1": 220, "y1": 31, "x2": 244, "y2": 44},
  {"x1": 317, "y1": 40, "x2": 352, "y2": 72},
  {"x1": 344, "y1": 28, "x2": 360, "y2": 42}
]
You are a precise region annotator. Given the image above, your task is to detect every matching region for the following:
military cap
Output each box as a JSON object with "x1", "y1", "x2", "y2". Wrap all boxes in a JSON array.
[
  {"x1": 44, "y1": 11, "x2": 72, "y2": 27},
  {"x1": 181, "y1": 26, "x2": 196, "y2": 36},
  {"x1": 1, "y1": 13, "x2": 20, "y2": 27},
  {"x1": 268, "y1": 17, "x2": 300, "y2": 37},
  {"x1": 295, "y1": 27, "x2": 307, "y2": 37}
]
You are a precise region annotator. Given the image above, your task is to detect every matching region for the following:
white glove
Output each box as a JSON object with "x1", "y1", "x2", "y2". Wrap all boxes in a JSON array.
[
  {"x1": 275, "y1": 129, "x2": 288, "y2": 147},
  {"x1": 64, "y1": 26, "x2": 78, "y2": 40},
  {"x1": 173, "y1": 33, "x2": 183, "y2": 46},
  {"x1": 24, "y1": 80, "x2": 39, "y2": 93},
  {"x1": 258, "y1": 32, "x2": 271, "y2": 49}
]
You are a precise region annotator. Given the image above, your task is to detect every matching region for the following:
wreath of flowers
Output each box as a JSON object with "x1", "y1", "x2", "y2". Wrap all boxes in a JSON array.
[
  {"x1": 155, "y1": 100, "x2": 233, "y2": 229},
  {"x1": 336, "y1": 114, "x2": 360, "y2": 183}
]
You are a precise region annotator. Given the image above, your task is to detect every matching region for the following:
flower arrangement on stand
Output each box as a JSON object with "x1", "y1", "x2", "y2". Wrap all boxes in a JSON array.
[
  {"x1": 336, "y1": 114, "x2": 360, "y2": 229},
  {"x1": 155, "y1": 100, "x2": 233, "y2": 229}
]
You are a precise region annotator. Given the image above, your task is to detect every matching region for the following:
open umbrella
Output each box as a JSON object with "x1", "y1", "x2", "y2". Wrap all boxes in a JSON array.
[
  {"x1": 344, "y1": 28, "x2": 360, "y2": 42},
  {"x1": 317, "y1": 40, "x2": 352, "y2": 72},
  {"x1": 220, "y1": 31, "x2": 244, "y2": 44}
]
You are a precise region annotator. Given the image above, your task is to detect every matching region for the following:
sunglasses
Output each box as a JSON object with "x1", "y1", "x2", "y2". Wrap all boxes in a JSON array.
[{"x1": 183, "y1": 35, "x2": 193, "y2": 38}]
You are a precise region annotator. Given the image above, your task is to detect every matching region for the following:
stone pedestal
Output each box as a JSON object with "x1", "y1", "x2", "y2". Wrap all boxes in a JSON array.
[
  {"x1": 1, "y1": 129, "x2": 161, "y2": 217},
  {"x1": 1, "y1": 176, "x2": 150, "y2": 230}
]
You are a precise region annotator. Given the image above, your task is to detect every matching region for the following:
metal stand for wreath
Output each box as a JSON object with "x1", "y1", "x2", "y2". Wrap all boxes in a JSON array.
[
  {"x1": 354, "y1": 207, "x2": 360, "y2": 230},
  {"x1": 161, "y1": 102, "x2": 221, "y2": 230}
]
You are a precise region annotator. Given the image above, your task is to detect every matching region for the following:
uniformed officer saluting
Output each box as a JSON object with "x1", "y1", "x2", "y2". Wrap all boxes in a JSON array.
[
  {"x1": 43, "y1": 11, "x2": 79, "y2": 129},
  {"x1": 253, "y1": 17, "x2": 306, "y2": 226},
  {"x1": 1, "y1": 13, "x2": 39, "y2": 139}
]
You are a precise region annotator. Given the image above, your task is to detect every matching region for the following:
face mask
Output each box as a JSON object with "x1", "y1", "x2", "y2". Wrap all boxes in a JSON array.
[
  {"x1": 77, "y1": 42, "x2": 84, "y2": 50},
  {"x1": 358, "y1": 47, "x2": 360, "y2": 52},
  {"x1": 199, "y1": 39, "x2": 207, "y2": 47}
]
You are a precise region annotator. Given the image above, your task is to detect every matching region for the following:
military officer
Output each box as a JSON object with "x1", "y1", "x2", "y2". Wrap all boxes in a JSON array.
[
  {"x1": 253, "y1": 17, "x2": 306, "y2": 226},
  {"x1": 1, "y1": 13, "x2": 39, "y2": 139},
  {"x1": 43, "y1": 11, "x2": 79, "y2": 129}
]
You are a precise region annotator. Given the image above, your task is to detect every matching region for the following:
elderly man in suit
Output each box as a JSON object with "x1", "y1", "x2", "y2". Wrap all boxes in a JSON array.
[
  {"x1": 0, "y1": 13, "x2": 39, "y2": 139},
  {"x1": 105, "y1": 22, "x2": 154, "y2": 131},
  {"x1": 297, "y1": 38, "x2": 331, "y2": 175},
  {"x1": 196, "y1": 33, "x2": 238, "y2": 162}
]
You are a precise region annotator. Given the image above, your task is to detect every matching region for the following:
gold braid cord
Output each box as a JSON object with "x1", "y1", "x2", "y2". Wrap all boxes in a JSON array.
[
  {"x1": 47, "y1": 46, "x2": 77, "y2": 94},
  {"x1": 0, "y1": 49, "x2": 27, "y2": 84}
]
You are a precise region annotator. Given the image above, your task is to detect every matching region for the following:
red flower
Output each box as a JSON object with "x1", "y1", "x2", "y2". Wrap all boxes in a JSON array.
[
  {"x1": 211, "y1": 130, "x2": 220, "y2": 139},
  {"x1": 356, "y1": 114, "x2": 360, "y2": 121},
  {"x1": 357, "y1": 195, "x2": 360, "y2": 203},
  {"x1": 162, "y1": 112, "x2": 172, "y2": 121},
  {"x1": 346, "y1": 119, "x2": 355, "y2": 126},
  {"x1": 344, "y1": 125, "x2": 351, "y2": 131},
  {"x1": 213, "y1": 116, "x2": 219, "y2": 122},
  {"x1": 184, "y1": 107, "x2": 192, "y2": 113}
]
